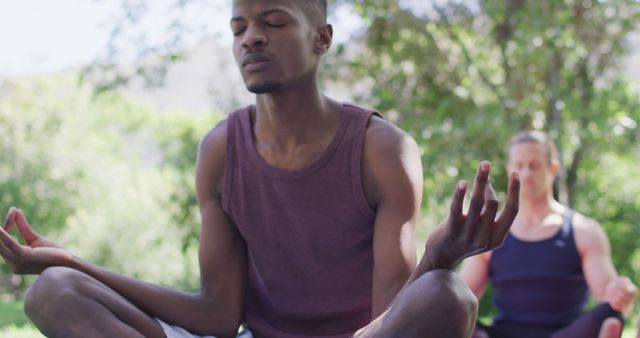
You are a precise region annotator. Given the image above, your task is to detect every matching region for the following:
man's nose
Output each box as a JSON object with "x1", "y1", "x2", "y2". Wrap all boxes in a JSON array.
[
  {"x1": 242, "y1": 24, "x2": 267, "y2": 48},
  {"x1": 519, "y1": 167, "x2": 533, "y2": 178}
]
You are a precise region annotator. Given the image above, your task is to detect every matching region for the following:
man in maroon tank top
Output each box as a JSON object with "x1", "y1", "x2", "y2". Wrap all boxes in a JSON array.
[
  {"x1": 0, "y1": 1, "x2": 520, "y2": 337},
  {"x1": 461, "y1": 131, "x2": 637, "y2": 338}
]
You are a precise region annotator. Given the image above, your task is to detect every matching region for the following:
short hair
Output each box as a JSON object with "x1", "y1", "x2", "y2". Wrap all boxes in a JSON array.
[
  {"x1": 297, "y1": 0, "x2": 327, "y2": 26},
  {"x1": 507, "y1": 130, "x2": 559, "y2": 164}
]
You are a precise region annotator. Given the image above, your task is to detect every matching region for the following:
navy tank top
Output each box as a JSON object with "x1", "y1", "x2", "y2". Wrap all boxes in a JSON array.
[
  {"x1": 222, "y1": 104, "x2": 378, "y2": 338},
  {"x1": 489, "y1": 210, "x2": 589, "y2": 327}
]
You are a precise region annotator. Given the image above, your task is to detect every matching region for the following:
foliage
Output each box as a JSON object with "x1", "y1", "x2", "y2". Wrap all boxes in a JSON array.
[
  {"x1": 0, "y1": 77, "x2": 86, "y2": 294},
  {"x1": 0, "y1": 301, "x2": 32, "y2": 328},
  {"x1": 0, "y1": 75, "x2": 223, "y2": 295},
  {"x1": 0, "y1": 302, "x2": 43, "y2": 338},
  {"x1": 81, "y1": 0, "x2": 228, "y2": 93}
]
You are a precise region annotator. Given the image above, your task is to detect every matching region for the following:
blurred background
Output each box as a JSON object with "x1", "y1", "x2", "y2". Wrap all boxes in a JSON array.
[{"x1": 1, "y1": 0, "x2": 639, "y2": 336}]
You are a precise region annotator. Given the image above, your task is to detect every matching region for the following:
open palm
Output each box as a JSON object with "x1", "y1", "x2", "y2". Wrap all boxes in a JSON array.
[{"x1": 0, "y1": 208, "x2": 72, "y2": 274}]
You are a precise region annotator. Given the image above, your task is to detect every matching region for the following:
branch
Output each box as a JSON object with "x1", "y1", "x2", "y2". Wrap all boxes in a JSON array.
[{"x1": 431, "y1": 5, "x2": 501, "y2": 96}]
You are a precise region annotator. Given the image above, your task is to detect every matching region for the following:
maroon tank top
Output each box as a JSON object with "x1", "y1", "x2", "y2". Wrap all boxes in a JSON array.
[{"x1": 222, "y1": 104, "x2": 377, "y2": 338}]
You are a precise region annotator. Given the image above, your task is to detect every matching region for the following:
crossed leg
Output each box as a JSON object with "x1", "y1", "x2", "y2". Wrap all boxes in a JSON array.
[
  {"x1": 470, "y1": 303, "x2": 623, "y2": 338},
  {"x1": 23, "y1": 267, "x2": 165, "y2": 338},
  {"x1": 552, "y1": 303, "x2": 624, "y2": 338},
  {"x1": 23, "y1": 267, "x2": 476, "y2": 338}
]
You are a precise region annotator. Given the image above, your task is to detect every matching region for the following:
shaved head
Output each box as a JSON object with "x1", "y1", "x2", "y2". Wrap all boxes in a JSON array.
[{"x1": 297, "y1": 0, "x2": 327, "y2": 26}]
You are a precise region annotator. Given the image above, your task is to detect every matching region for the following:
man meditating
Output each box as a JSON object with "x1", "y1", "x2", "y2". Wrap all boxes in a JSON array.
[
  {"x1": 461, "y1": 131, "x2": 637, "y2": 338},
  {"x1": 0, "y1": 1, "x2": 520, "y2": 337}
]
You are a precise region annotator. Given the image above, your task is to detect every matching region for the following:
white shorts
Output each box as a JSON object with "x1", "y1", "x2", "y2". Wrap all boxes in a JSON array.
[{"x1": 155, "y1": 318, "x2": 253, "y2": 338}]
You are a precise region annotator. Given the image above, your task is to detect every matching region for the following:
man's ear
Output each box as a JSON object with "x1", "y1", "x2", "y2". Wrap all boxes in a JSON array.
[
  {"x1": 314, "y1": 24, "x2": 333, "y2": 54},
  {"x1": 549, "y1": 158, "x2": 560, "y2": 177}
]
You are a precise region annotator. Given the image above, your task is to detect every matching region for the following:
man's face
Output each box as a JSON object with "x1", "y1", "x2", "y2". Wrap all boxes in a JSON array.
[
  {"x1": 507, "y1": 142, "x2": 556, "y2": 199},
  {"x1": 230, "y1": 0, "x2": 319, "y2": 94}
]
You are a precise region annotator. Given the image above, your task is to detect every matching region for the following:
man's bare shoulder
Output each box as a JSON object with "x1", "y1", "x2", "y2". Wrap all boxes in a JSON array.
[
  {"x1": 363, "y1": 115, "x2": 419, "y2": 160},
  {"x1": 199, "y1": 118, "x2": 229, "y2": 156},
  {"x1": 573, "y1": 211, "x2": 603, "y2": 233},
  {"x1": 196, "y1": 119, "x2": 229, "y2": 197},
  {"x1": 362, "y1": 115, "x2": 422, "y2": 206},
  {"x1": 572, "y1": 211, "x2": 609, "y2": 253}
]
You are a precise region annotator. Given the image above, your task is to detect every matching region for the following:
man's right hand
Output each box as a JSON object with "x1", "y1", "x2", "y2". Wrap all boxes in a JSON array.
[
  {"x1": 0, "y1": 207, "x2": 72, "y2": 274},
  {"x1": 604, "y1": 276, "x2": 638, "y2": 313},
  {"x1": 424, "y1": 161, "x2": 520, "y2": 270}
]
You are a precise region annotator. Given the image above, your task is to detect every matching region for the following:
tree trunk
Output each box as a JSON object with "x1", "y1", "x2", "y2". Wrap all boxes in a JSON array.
[{"x1": 566, "y1": 145, "x2": 585, "y2": 208}]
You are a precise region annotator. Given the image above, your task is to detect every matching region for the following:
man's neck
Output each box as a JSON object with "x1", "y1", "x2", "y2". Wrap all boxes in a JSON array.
[
  {"x1": 516, "y1": 192, "x2": 564, "y2": 228},
  {"x1": 253, "y1": 77, "x2": 338, "y2": 149}
]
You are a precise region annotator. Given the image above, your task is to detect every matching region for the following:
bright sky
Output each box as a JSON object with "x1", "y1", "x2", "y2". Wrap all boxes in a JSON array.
[
  {"x1": 1, "y1": 0, "x2": 114, "y2": 78},
  {"x1": 0, "y1": 0, "x2": 225, "y2": 78},
  {"x1": 0, "y1": 0, "x2": 363, "y2": 79}
]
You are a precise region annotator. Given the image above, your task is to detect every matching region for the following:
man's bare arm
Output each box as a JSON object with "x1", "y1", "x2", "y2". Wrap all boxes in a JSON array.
[
  {"x1": 576, "y1": 214, "x2": 637, "y2": 312},
  {"x1": 362, "y1": 117, "x2": 421, "y2": 317}
]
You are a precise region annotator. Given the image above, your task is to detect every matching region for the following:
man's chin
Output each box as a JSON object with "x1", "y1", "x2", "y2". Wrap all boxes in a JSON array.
[
  {"x1": 520, "y1": 188, "x2": 545, "y2": 198},
  {"x1": 246, "y1": 82, "x2": 282, "y2": 94}
]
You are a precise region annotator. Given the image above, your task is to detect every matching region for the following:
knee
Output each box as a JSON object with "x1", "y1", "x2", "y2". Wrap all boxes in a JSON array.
[
  {"x1": 417, "y1": 270, "x2": 478, "y2": 337},
  {"x1": 393, "y1": 270, "x2": 478, "y2": 338},
  {"x1": 24, "y1": 267, "x2": 86, "y2": 321},
  {"x1": 420, "y1": 270, "x2": 478, "y2": 323},
  {"x1": 597, "y1": 317, "x2": 623, "y2": 338}
]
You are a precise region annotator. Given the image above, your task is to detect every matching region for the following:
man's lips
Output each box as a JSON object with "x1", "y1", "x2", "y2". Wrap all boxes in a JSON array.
[{"x1": 241, "y1": 53, "x2": 270, "y2": 68}]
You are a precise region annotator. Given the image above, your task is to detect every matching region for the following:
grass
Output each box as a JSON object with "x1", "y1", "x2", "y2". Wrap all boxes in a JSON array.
[
  {"x1": 0, "y1": 301, "x2": 44, "y2": 338},
  {"x1": 0, "y1": 301, "x2": 31, "y2": 327},
  {"x1": 0, "y1": 325, "x2": 43, "y2": 338}
]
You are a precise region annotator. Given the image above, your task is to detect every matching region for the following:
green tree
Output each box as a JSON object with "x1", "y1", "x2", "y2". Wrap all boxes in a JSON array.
[{"x1": 0, "y1": 75, "x2": 223, "y2": 296}]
